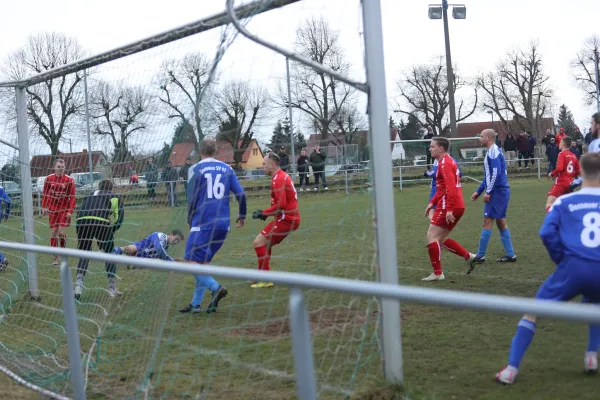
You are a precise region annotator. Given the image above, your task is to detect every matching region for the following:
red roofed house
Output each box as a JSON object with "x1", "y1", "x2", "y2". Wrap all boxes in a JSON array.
[
  {"x1": 214, "y1": 139, "x2": 264, "y2": 170},
  {"x1": 456, "y1": 117, "x2": 554, "y2": 159},
  {"x1": 169, "y1": 142, "x2": 198, "y2": 166},
  {"x1": 30, "y1": 149, "x2": 109, "y2": 178}
]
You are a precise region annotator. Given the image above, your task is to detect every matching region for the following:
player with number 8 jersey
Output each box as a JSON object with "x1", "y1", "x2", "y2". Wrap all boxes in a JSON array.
[
  {"x1": 251, "y1": 152, "x2": 300, "y2": 288},
  {"x1": 547, "y1": 136, "x2": 580, "y2": 212}
]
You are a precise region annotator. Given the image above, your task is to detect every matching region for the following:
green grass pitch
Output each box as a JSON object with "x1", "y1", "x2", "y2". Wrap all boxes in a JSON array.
[{"x1": 0, "y1": 179, "x2": 599, "y2": 399}]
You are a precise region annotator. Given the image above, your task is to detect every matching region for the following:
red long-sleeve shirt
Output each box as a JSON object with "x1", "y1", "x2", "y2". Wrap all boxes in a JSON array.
[
  {"x1": 263, "y1": 169, "x2": 300, "y2": 222},
  {"x1": 550, "y1": 150, "x2": 580, "y2": 186},
  {"x1": 429, "y1": 154, "x2": 465, "y2": 212},
  {"x1": 42, "y1": 174, "x2": 76, "y2": 214}
]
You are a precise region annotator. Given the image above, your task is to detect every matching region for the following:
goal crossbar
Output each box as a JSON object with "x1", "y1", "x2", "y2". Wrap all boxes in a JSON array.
[{"x1": 0, "y1": 0, "x2": 301, "y2": 88}]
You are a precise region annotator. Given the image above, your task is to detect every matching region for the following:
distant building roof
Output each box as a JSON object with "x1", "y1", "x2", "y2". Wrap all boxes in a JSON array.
[
  {"x1": 214, "y1": 139, "x2": 262, "y2": 164},
  {"x1": 30, "y1": 150, "x2": 106, "y2": 178},
  {"x1": 169, "y1": 142, "x2": 197, "y2": 166}
]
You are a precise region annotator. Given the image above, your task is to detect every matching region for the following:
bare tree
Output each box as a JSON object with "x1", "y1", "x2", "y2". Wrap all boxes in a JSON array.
[
  {"x1": 571, "y1": 35, "x2": 600, "y2": 106},
  {"x1": 89, "y1": 80, "x2": 153, "y2": 162},
  {"x1": 215, "y1": 81, "x2": 268, "y2": 168},
  {"x1": 156, "y1": 52, "x2": 216, "y2": 142},
  {"x1": 331, "y1": 104, "x2": 367, "y2": 149},
  {"x1": 281, "y1": 17, "x2": 355, "y2": 144},
  {"x1": 0, "y1": 32, "x2": 88, "y2": 155},
  {"x1": 477, "y1": 42, "x2": 552, "y2": 137},
  {"x1": 395, "y1": 57, "x2": 477, "y2": 136}
]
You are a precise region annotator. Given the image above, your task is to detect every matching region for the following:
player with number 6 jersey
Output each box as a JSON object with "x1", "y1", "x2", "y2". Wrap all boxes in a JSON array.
[
  {"x1": 496, "y1": 152, "x2": 600, "y2": 384},
  {"x1": 251, "y1": 152, "x2": 300, "y2": 288},
  {"x1": 547, "y1": 136, "x2": 580, "y2": 212}
]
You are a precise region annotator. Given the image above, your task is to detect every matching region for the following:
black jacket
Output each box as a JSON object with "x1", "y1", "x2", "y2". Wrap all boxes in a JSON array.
[
  {"x1": 503, "y1": 136, "x2": 516, "y2": 152},
  {"x1": 179, "y1": 164, "x2": 192, "y2": 181},
  {"x1": 76, "y1": 190, "x2": 124, "y2": 231},
  {"x1": 309, "y1": 150, "x2": 327, "y2": 171},
  {"x1": 278, "y1": 152, "x2": 290, "y2": 171},
  {"x1": 297, "y1": 155, "x2": 309, "y2": 172}
]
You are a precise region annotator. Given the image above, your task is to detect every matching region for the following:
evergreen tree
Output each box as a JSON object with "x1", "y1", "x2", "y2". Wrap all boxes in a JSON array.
[
  {"x1": 557, "y1": 104, "x2": 577, "y2": 135},
  {"x1": 400, "y1": 114, "x2": 422, "y2": 140},
  {"x1": 156, "y1": 142, "x2": 172, "y2": 168},
  {"x1": 267, "y1": 120, "x2": 287, "y2": 152},
  {"x1": 294, "y1": 131, "x2": 308, "y2": 153},
  {"x1": 171, "y1": 120, "x2": 197, "y2": 146}
]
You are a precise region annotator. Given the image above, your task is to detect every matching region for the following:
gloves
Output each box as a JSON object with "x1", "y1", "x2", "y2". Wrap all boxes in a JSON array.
[{"x1": 252, "y1": 209, "x2": 267, "y2": 221}]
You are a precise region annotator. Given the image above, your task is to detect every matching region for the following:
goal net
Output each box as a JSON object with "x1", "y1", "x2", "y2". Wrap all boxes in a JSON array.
[{"x1": 0, "y1": 1, "x2": 388, "y2": 398}]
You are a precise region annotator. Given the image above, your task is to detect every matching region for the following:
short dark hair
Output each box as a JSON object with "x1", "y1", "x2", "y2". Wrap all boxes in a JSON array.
[
  {"x1": 432, "y1": 137, "x2": 450, "y2": 152},
  {"x1": 99, "y1": 179, "x2": 114, "y2": 191},
  {"x1": 581, "y1": 152, "x2": 600, "y2": 181},
  {"x1": 171, "y1": 229, "x2": 184, "y2": 240},
  {"x1": 266, "y1": 152, "x2": 281, "y2": 166},
  {"x1": 562, "y1": 136, "x2": 572, "y2": 148},
  {"x1": 199, "y1": 139, "x2": 217, "y2": 157}
]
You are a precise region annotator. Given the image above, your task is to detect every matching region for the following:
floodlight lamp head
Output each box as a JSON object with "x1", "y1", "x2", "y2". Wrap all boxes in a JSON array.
[
  {"x1": 452, "y1": 5, "x2": 467, "y2": 19},
  {"x1": 428, "y1": 6, "x2": 443, "y2": 19}
]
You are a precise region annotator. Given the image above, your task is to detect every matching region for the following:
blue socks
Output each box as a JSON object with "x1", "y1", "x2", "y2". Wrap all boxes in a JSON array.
[
  {"x1": 508, "y1": 319, "x2": 536, "y2": 369},
  {"x1": 113, "y1": 247, "x2": 123, "y2": 255},
  {"x1": 588, "y1": 324, "x2": 600, "y2": 352},
  {"x1": 500, "y1": 229, "x2": 516, "y2": 257},
  {"x1": 191, "y1": 275, "x2": 220, "y2": 306},
  {"x1": 477, "y1": 229, "x2": 492, "y2": 258}
]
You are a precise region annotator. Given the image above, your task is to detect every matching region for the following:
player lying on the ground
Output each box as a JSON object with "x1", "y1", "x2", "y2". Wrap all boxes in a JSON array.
[
  {"x1": 496, "y1": 152, "x2": 600, "y2": 385},
  {"x1": 546, "y1": 136, "x2": 580, "y2": 213},
  {"x1": 0, "y1": 184, "x2": 12, "y2": 271},
  {"x1": 423, "y1": 137, "x2": 476, "y2": 281},
  {"x1": 251, "y1": 152, "x2": 300, "y2": 288},
  {"x1": 470, "y1": 129, "x2": 516, "y2": 268},
  {"x1": 179, "y1": 139, "x2": 246, "y2": 314},
  {"x1": 113, "y1": 230, "x2": 184, "y2": 266}
]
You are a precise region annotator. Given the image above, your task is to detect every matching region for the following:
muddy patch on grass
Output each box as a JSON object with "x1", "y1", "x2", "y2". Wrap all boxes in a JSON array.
[{"x1": 227, "y1": 306, "x2": 381, "y2": 339}]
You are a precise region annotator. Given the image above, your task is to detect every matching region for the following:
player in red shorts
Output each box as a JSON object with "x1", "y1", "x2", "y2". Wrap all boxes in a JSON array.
[
  {"x1": 546, "y1": 136, "x2": 580, "y2": 213},
  {"x1": 423, "y1": 137, "x2": 476, "y2": 281},
  {"x1": 42, "y1": 159, "x2": 76, "y2": 265},
  {"x1": 251, "y1": 152, "x2": 300, "y2": 288}
]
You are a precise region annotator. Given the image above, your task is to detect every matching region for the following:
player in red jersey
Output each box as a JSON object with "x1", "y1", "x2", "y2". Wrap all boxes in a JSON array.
[
  {"x1": 251, "y1": 152, "x2": 300, "y2": 288},
  {"x1": 42, "y1": 159, "x2": 76, "y2": 265},
  {"x1": 423, "y1": 137, "x2": 476, "y2": 281},
  {"x1": 546, "y1": 136, "x2": 580, "y2": 213}
]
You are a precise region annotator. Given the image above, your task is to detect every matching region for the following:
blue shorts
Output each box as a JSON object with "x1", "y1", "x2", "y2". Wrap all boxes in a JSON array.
[
  {"x1": 184, "y1": 229, "x2": 228, "y2": 263},
  {"x1": 536, "y1": 257, "x2": 600, "y2": 304},
  {"x1": 483, "y1": 188, "x2": 510, "y2": 219}
]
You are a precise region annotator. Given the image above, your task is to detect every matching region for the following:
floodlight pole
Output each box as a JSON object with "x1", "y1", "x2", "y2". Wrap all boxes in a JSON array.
[
  {"x1": 286, "y1": 57, "x2": 297, "y2": 180},
  {"x1": 442, "y1": 0, "x2": 458, "y2": 141},
  {"x1": 594, "y1": 49, "x2": 600, "y2": 113}
]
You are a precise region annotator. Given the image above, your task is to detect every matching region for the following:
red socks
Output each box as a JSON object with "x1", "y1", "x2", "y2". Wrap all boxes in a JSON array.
[
  {"x1": 427, "y1": 242, "x2": 442, "y2": 276},
  {"x1": 59, "y1": 236, "x2": 66, "y2": 248},
  {"x1": 255, "y1": 246, "x2": 270, "y2": 271},
  {"x1": 50, "y1": 238, "x2": 58, "y2": 248},
  {"x1": 442, "y1": 239, "x2": 470, "y2": 260}
]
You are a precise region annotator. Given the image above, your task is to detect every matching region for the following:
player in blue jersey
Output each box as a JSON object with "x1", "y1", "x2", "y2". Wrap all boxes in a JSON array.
[
  {"x1": 179, "y1": 139, "x2": 247, "y2": 314},
  {"x1": 113, "y1": 230, "x2": 184, "y2": 267},
  {"x1": 0, "y1": 185, "x2": 12, "y2": 271},
  {"x1": 571, "y1": 112, "x2": 600, "y2": 191},
  {"x1": 425, "y1": 156, "x2": 462, "y2": 221},
  {"x1": 495, "y1": 152, "x2": 600, "y2": 384},
  {"x1": 470, "y1": 129, "x2": 516, "y2": 272}
]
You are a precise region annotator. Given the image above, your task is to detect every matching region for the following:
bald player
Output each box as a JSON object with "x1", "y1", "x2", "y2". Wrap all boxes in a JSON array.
[{"x1": 469, "y1": 129, "x2": 516, "y2": 273}]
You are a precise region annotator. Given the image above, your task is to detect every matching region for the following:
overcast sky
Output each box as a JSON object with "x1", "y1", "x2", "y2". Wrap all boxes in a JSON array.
[{"x1": 0, "y1": 0, "x2": 598, "y2": 162}]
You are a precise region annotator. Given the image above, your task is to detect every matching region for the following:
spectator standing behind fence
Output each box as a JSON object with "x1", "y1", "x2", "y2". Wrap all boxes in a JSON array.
[
  {"x1": 180, "y1": 157, "x2": 193, "y2": 200},
  {"x1": 526, "y1": 132, "x2": 537, "y2": 164},
  {"x1": 570, "y1": 142, "x2": 582, "y2": 159},
  {"x1": 163, "y1": 160, "x2": 178, "y2": 207},
  {"x1": 278, "y1": 146, "x2": 290, "y2": 173},
  {"x1": 555, "y1": 128, "x2": 567, "y2": 147},
  {"x1": 503, "y1": 134, "x2": 517, "y2": 164},
  {"x1": 423, "y1": 126, "x2": 434, "y2": 169},
  {"x1": 516, "y1": 132, "x2": 530, "y2": 168},
  {"x1": 296, "y1": 149, "x2": 310, "y2": 191},
  {"x1": 144, "y1": 157, "x2": 158, "y2": 204},
  {"x1": 541, "y1": 129, "x2": 555, "y2": 147},
  {"x1": 546, "y1": 138, "x2": 559, "y2": 173},
  {"x1": 309, "y1": 145, "x2": 328, "y2": 191}
]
